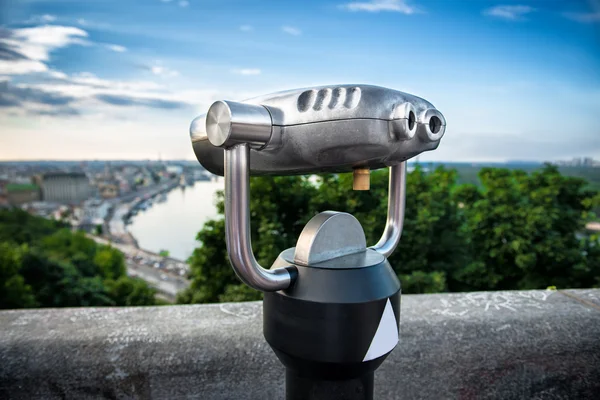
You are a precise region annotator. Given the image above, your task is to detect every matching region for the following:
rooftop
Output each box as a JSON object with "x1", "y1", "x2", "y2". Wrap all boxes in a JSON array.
[
  {"x1": 5, "y1": 183, "x2": 39, "y2": 192},
  {"x1": 42, "y1": 172, "x2": 88, "y2": 179}
]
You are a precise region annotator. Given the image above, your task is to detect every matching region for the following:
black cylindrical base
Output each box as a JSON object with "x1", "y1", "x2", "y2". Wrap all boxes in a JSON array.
[
  {"x1": 264, "y1": 252, "x2": 401, "y2": 400},
  {"x1": 286, "y1": 369, "x2": 374, "y2": 400}
]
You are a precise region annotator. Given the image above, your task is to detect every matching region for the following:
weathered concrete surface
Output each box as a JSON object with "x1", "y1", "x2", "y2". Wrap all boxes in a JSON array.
[{"x1": 1, "y1": 289, "x2": 599, "y2": 400}]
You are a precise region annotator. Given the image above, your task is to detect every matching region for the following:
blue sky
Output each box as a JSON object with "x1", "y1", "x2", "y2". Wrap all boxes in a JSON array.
[{"x1": 0, "y1": 0, "x2": 599, "y2": 161}]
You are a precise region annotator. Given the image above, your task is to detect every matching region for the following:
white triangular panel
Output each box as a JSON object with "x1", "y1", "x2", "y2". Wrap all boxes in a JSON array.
[{"x1": 362, "y1": 299, "x2": 398, "y2": 362}]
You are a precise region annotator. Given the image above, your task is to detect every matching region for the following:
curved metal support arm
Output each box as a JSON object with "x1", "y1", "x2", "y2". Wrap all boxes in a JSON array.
[
  {"x1": 369, "y1": 162, "x2": 407, "y2": 258},
  {"x1": 224, "y1": 143, "x2": 293, "y2": 291}
]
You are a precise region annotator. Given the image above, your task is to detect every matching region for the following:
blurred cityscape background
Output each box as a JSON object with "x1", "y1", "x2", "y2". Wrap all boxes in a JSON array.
[{"x1": 1, "y1": 0, "x2": 599, "y2": 308}]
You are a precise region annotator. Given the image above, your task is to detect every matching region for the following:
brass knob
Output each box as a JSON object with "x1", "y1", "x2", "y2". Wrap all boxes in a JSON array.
[{"x1": 353, "y1": 168, "x2": 370, "y2": 191}]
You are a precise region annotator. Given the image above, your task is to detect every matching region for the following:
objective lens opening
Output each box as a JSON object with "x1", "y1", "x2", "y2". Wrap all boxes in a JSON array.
[
  {"x1": 429, "y1": 116, "x2": 442, "y2": 134},
  {"x1": 408, "y1": 111, "x2": 415, "y2": 131}
]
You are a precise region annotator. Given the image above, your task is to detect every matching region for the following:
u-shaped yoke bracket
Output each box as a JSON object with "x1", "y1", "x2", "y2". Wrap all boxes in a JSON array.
[
  {"x1": 207, "y1": 99, "x2": 407, "y2": 292},
  {"x1": 223, "y1": 142, "x2": 406, "y2": 292}
]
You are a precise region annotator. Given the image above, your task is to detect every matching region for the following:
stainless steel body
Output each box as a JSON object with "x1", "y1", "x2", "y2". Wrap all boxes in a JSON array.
[
  {"x1": 189, "y1": 83, "x2": 446, "y2": 399},
  {"x1": 190, "y1": 84, "x2": 446, "y2": 176},
  {"x1": 189, "y1": 84, "x2": 445, "y2": 292}
]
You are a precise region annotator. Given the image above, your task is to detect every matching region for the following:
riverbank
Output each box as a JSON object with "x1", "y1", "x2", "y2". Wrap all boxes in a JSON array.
[
  {"x1": 89, "y1": 235, "x2": 190, "y2": 302},
  {"x1": 126, "y1": 178, "x2": 223, "y2": 260},
  {"x1": 99, "y1": 179, "x2": 195, "y2": 300},
  {"x1": 106, "y1": 180, "x2": 181, "y2": 248}
]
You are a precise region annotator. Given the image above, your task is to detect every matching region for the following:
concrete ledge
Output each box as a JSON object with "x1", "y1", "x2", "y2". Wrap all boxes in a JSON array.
[{"x1": 1, "y1": 289, "x2": 599, "y2": 399}]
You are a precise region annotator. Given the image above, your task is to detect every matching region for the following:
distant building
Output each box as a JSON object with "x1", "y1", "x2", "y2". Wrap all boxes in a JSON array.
[
  {"x1": 552, "y1": 157, "x2": 599, "y2": 168},
  {"x1": 21, "y1": 201, "x2": 61, "y2": 218},
  {"x1": 40, "y1": 172, "x2": 91, "y2": 204},
  {"x1": 75, "y1": 199, "x2": 112, "y2": 232},
  {"x1": 104, "y1": 162, "x2": 114, "y2": 181},
  {"x1": 5, "y1": 183, "x2": 41, "y2": 206},
  {"x1": 166, "y1": 165, "x2": 183, "y2": 175},
  {"x1": 98, "y1": 182, "x2": 119, "y2": 199},
  {"x1": 118, "y1": 180, "x2": 131, "y2": 195},
  {"x1": 583, "y1": 157, "x2": 595, "y2": 167}
]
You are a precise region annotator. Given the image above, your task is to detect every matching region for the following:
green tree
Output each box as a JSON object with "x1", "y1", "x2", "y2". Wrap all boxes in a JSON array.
[
  {"x1": 455, "y1": 165, "x2": 600, "y2": 291},
  {"x1": 94, "y1": 246, "x2": 127, "y2": 280},
  {"x1": 105, "y1": 276, "x2": 157, "y2": 306},
  {"x1": 180, "y1": 164, "x2": 600, "y2": 304},
  {"x1": 179, "y1": 175, "x2": 316, "y2": 303},
  {"x1": 0, "y1": 208, "x2": 65, "y2": 244},
  {"x1": 19, "y1": 247, "x2": 114, "y2": 307},
  {"x1": 218, "y1": 283, "x2": 262, "y2": 303},
  {"x1": 0, "y1": 209, "x2": 157, "y2": 309},
  {"x1": 179, "y1": 166, "x2": 469, "y2": 303},
  {"x1": 159, "y1": 249, "x2": 170, "y2": 257},
  {"x1": 310, "y1": 166, "x2": 469, "y2": 292},
  {"x1": 400, "y1": 270, "x2": 446, "y2": 294},
  {"x1": 41, "y1": 229, "x2": 99, "y2": 276},
  {"x1": 0, "y1": 243, "x2": 37, "y2": 309}
]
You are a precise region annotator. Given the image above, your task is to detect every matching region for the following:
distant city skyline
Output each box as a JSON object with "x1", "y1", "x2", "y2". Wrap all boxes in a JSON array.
[{"x1": 1, "y1": 0, "x2": 599, "y2": 161}]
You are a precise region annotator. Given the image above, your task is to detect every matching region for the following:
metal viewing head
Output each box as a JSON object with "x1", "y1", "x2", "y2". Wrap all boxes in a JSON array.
[
  {"x1": 191, "y1": 85, "x2": 445, "y2": 176},
  {"x1": 189, "y1": 84, "x2": 446, "y2": 292}
]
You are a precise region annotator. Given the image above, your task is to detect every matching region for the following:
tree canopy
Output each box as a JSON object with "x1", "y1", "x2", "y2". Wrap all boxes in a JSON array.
[
  {"x1": 179, "y1": 164, "x2": 600, "y2": 303},
  {"x1": 2, "y1": 164, "x2": 598, "y2": 309},
  {"x1": 0, "y1": 209, "x2": 157, "y2": 309}
]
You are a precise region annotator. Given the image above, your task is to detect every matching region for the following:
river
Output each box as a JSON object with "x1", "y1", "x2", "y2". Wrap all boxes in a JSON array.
[{"x1": 127, "y1": 179, "x2": 223, "y2": 261}]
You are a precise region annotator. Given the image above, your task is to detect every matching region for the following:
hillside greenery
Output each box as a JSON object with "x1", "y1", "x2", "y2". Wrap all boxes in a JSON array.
[
  {"x1": 178, "y1": 164, "x2": 600, "y2": 303},
  {"x1": 450, "y1": 164, "x2": 600, "y2": 191},
  {"x1": 0, "y1": 209, "x2": 157, "y2": 309},
  {"x1": 1, "y1": 165, "x2": 598, "y2": 309}
]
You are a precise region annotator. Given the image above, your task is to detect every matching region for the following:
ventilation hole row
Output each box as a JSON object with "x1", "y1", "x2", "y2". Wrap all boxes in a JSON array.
[{"x1": 297, "y1": 87, "x2": 361, "y2": 112}]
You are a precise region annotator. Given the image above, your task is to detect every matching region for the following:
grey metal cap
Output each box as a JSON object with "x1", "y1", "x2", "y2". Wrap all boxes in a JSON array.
[
  {"x1": 204, "y1": 100, "x2": 274, "y2": 149},
  {"x1": 294, "y1": 211, "x2": 369, "y2": 267}
]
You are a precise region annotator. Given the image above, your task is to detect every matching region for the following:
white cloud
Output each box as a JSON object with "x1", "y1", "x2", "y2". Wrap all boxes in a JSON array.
[
  {"x1": 150, "y1": 65, "x2": 180, "y2": 77},
  {"x1": 0, "y1": 24, "x2": 188, "y2": 116},
  {"x1": 67, "y1": 72, "x2": 162, "y2": 91},
  {"x1": 8, "y1": 25, "x2": 89, "y2": 61},
  {"x1": 0, "y1": 60, "x2": 257, "y2": 123},
  {"x1": 0, "y1": 25, "x2": 125, "y2": 78},
  {"x1": 340, "y1": 0, "x2": 418, "y2": 14},
  {"x1": 40, "y1": 15, "x2": 56, "y2": 22},
  {"x1": 282, "y1": 26, "x2": 301, "y2": 36},
  {"x1": 0, "y1": 25, "x2": 89, "y2": 76},
  {"x1": 75, "y1": 18, "x2": 112, "y2": 30},
  {"x1": 9, "y1": 72, "x2": 175, "y2": 106},
  {"x1": 240, "y1": 25, "x2": 254, "y2": 32},
  {"x1": 26, "y1": 14, "x2": 57, "y2": 24},
  {"x1": 160, "y1": 0, "x2": 189, "y2": 8},
  {"x1": 47, "y1": 70, "x2": 68, "y2": 79},
  {"x1": 0, "y1": 81, "x2": 258, "y2": 161},
  {"x1": 160, "y1": 0, "x2": 190, "y2": 8},
  {"x1": 231, "y1": 68, "x2": 261, "y2": 76},
  {"x1": 483, "y1": 5, "x2": 536, "y2": 21},
  {"x1": 563, "y1": 12, "x2": 600, "y2": 23},
  {"x1": 0, "y1": 60, "x2": 47, "y2": 75},
  {"x1": 105, "y1": 44, "x2": 127, "y2": 53}
]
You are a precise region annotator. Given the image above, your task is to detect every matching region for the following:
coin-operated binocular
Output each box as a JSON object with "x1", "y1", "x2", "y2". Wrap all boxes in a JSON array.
[{"x1": 190, "y1": 85, "x2": 446, "y2": 400}]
